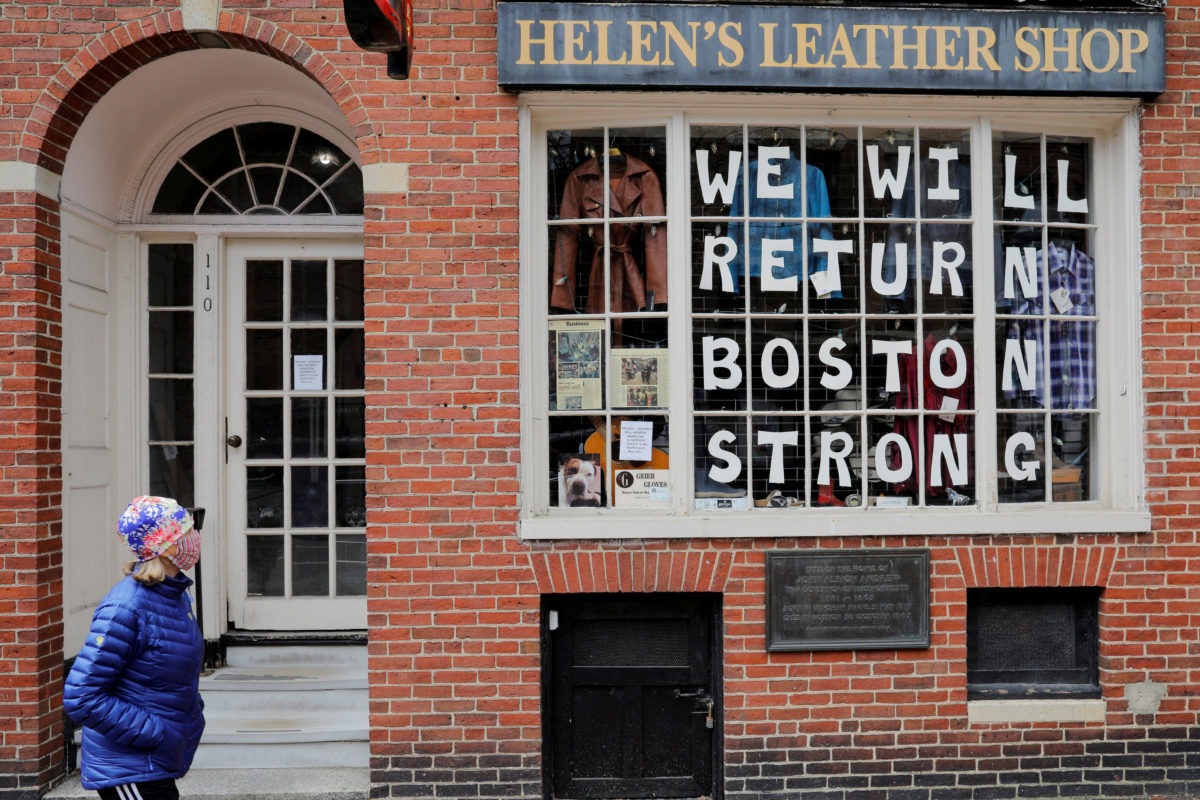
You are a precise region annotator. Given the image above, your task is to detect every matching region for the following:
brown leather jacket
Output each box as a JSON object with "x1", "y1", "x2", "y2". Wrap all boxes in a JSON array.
[{"x1": 550, "y1": 153, "x2": 667, "y2": 314}]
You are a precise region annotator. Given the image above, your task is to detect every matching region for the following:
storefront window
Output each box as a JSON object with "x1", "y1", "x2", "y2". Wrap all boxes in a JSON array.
[{"x1": 524, "y1": 100, "x2": 1144, "y2": 537}]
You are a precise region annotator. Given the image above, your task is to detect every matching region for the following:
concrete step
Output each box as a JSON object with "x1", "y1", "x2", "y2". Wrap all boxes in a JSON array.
[
  {"x1": 45, "y1": 767, "x2": 368, "y2": 800},
  {"x1": 197, "y1": 644, "x2": 368, "y2": 769},
  {"x1": 223, "y1": 644, "x2": 367, "y2": 668},
  {"x1": 199, "y1": 664, "x2": 367, "y2": 716}
]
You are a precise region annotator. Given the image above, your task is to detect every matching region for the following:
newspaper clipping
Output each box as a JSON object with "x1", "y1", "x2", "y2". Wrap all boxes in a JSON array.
[
  {"x1": 550, "y1": 319, "x2": 604, "y2": 410},
  {"x1": 610, "y1": 348, "x2": 668, "y2": 409}
]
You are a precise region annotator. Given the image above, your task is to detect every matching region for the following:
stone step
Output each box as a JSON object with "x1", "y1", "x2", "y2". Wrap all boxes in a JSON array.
[
  {"x1": 45, "y1": 767, "x2": 368, "y2": 800},
  {"x1": 199, "y1": 664, "x2": 367, "y2": 715},
  {"x1": 223, "y1": 643, "x2": 367, "y2": 668}
]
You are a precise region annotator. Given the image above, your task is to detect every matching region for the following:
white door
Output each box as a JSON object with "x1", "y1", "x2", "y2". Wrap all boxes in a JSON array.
[
  {"x1": 225, "y1": 239, "x2": 367, "y2": 630},
  {"x1": 61, "y1": 213, "x2": 125, "y2": 653}
]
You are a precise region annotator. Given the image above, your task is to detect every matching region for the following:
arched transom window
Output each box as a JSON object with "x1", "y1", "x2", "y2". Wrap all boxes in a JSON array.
[{"x1": 152, "y1": 122, "x2": 363, "y2": 215}]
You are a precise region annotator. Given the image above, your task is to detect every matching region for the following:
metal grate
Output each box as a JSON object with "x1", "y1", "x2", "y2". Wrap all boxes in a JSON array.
[
  {"x1": 974, "y1": 603, "x2": 1075, "y2": 670},
  {"x1": 574, "y1": 619, "x2": 689, "y2": 667}
]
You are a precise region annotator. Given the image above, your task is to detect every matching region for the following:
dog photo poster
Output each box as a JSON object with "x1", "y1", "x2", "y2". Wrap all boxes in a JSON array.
[{"x1": 558, "y1": 453, "x2": 605, "y2": 507}]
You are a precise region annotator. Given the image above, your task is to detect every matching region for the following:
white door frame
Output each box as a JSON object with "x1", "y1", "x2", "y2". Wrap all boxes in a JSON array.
[{"x1": 223, "y1": 237, "x2": 367, "y2": 631}]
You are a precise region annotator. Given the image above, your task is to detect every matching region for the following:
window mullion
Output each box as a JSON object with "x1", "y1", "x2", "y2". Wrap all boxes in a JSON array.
[
  {"x1": 667, "y1": 111, "x2": 690, "y2": 513},
  {"x1": 972, "y1": 117, "x2": 1000, "y2": 510}
]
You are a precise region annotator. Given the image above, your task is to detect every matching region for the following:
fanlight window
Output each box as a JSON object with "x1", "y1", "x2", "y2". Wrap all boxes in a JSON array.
[{"x1": 152, "y1": 122, "x2": 363, "y2": 215}]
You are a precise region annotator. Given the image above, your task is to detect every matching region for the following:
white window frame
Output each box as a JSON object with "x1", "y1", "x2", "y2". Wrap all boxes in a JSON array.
[{"x1": 518, "y1": 92, "x2": 1149, "y2": 539}]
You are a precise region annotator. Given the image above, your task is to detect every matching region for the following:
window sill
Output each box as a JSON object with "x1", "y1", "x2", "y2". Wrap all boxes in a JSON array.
[
  {"x1": 518, "y1": 508, "x2": 1151, "y2": 540},
  {"x1": 967, "y1": 698, "x2": 1106, "y2": 725}
]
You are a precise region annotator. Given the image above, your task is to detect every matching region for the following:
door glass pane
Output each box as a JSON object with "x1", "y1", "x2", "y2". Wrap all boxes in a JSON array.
[
  {"x1": 149, "y1": 379, "x2": 194, "y2": 440},
  {"x1": 336, "y1": 465, "x2": 366, "y2": 527},
  {"x1": 335, "y1": 398, "x2": 365, "y2": 459},
  {"x1": 247, "y1": 260, "x2": 284, "y2": 321},
  {"x1": 246, "y1": 466, "x2": 284, "y2": 528},
  {"x1": 149, "y1": 445, "x2": 194, "y2": 507},
  {"x1": 246, "y1": 329, "x2": 283, "y2": 390},
  {"x1": 335, "y1": 328, "x2": 364, "y2": 390},
  {"x1": 291, "y1": 465, "x2": 329, "y2": 527},
  {"x1": 292, "y1": 535, "x2": 329, "y2": 596},
  {"x1": 149, "y1": 312, "x2": 194, "y2": 374},
  {"x1": 336, "y1": 534, "x2": 367, "y2": 595},
  {"x1": 247, "y1": 535, "x2": 285, "y2": 596},
  {"x1": 292, "y1": 397, "x2": 328, "y2": 458},
  {"x1": 334, "y1": 260, "x2": 364, "y2": 321},
  {"x1": 148, "y1": 244, "x2": 194, "y2": 306},
  {"x1": 247, "y1": 398, "x2": 283, "y2": 459},
  {"x1": 291, "y1": 260, "x2": 327, "y2": 321}
]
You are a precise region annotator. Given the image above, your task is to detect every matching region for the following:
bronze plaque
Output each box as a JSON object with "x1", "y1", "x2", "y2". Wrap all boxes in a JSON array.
[{"x1": 766, "y1": 549, "x2": 930, "y2": 651}]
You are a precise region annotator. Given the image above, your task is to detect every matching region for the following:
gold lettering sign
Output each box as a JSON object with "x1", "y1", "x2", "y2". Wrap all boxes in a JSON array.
[{"x1": 500, "y1": 4, "x2": 1164, "y2": 96}]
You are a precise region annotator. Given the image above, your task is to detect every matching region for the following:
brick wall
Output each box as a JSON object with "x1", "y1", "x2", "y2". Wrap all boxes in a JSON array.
[
  {"x1": 0, "y1": 190, "x2": 67, "y2": 798},
  {"x1": 1, "y1": 1, "x2": 1199, "y2": 800}
]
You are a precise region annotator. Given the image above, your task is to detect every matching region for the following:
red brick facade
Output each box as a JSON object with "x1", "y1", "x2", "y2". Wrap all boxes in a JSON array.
[{"x1": 1, "y1": 1, "x2": 1198, "y2": 799}]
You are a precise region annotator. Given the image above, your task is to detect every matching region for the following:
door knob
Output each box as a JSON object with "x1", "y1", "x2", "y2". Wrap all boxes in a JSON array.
[{"x1": 226, "y1": 434, "x2": 243, "y2": 448}]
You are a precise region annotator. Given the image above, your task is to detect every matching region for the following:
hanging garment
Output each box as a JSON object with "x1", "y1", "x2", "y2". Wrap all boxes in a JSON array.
[
  {"x1": 891, "y1": 333, "x2": 974, "y2": 498},
  {"x1": 1004, "y1": 241, "x2": 1096, "y2": 410},
  {"x1": 550, "y1": 153, "x2": 667, "y2": 315},
  {"x1": 727, "y1": 156, "x2": 833, "y2": 293}
]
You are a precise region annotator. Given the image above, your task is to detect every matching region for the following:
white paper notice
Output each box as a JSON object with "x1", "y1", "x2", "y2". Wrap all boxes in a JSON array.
[
  {"x1": 614, "y1": 469, "x2": 671, "y2": 508},
  {"x1": 618, "y1": 420, "x2": 654, "y2": 462},
  {"x1": 939, "y1": 395, "x2": 959, "y2": 422},
  {"x1": 293, "y1": 355, "x2": 324, "y2": 390},
  {"x1": 809, "y1": 267, "x2": 840, "y2": 298}
]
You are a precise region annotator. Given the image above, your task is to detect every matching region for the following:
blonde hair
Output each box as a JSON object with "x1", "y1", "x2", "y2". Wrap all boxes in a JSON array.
[{"x1": 125, "y1": 556, "x2": 170, "y2": 586}]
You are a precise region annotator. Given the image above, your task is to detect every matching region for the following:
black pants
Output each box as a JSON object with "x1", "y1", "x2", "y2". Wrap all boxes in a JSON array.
[{"x1": 97, "y1": 779, "x2": 179, "y2": 800}]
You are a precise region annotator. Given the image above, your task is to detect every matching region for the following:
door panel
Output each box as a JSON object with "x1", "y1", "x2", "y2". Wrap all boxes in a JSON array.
[
  {"x1": 226, "y1": 240, "x2": 366, "y2": 630},
  {"x1": 546, "y1": 594, "x2": 720, "y2": 799},
  {"x1": 62, "y1": 213, "x2": 122, "y2": 654}
]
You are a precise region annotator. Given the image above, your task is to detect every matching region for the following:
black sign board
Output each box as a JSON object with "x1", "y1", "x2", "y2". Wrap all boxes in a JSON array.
[
  {"x1": 497, "y1": 3, "x2": 1165, "y2": 96},
  {"x1": 766, "y1": 548, "x2": 929, "y2": 651}
]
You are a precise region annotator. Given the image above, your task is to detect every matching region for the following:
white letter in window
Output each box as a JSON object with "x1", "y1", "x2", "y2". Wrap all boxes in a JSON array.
[
  {"x1": 1056, "y1": 158, "x2": 1088, "y2": 215},
  {"x1": 706, "y1": 429, "x2": 742, "y2": 483},
  {"x1": 872, "y1": 339, "x2": 914, "y2": 393},
  {"x1": 926, "y1": 146, "x2": 960, "y2": 202},
  {"x1": 695, "y1": 149, "x2": 742, "y2": 206},
  {"x1": 930, "y1": 433, "x2": 968, "y2": 487},
  {"x1": 758, "y1": 429, "x2": 799, "y2": 484},
  {"x1": 818, "y1": 431, "x2": 854, "y2": 487},
  {"x1": 760, "y1": 338, "x2": 800, "y2": 389},
  {"x1": 760, "y1": 238, "x2": 797, "y2": 291},
  {"x1": 866, "y1": 144, "x2": 912, "y2": 200},
  {"x1": 1003, "y1": 246, "x2": 1039, "y2": 301},
  {"x1": 818, "y1": 337, "x2": 853, "y2": 391},
  {"x1": 756, "y1": 146, "x2": 793, "y2": 200},
  {"x1": 701, "y1": 235, "x2": 737, "y2": 293},
  {"x1": 874, "y1": 433, "x2": 913, "y2": 484},
  {"x1": 1004, "y1": 431, "x2": 1041, "y2": 482},
  {"x1": 870, "y1": 241, "x2": 908, "y2": 297},
  {"x1": 929, "y1": 338, "x2": 967, "y2": 390},
  {"x1": 702, "y1": 336, "x2": 743, "y2": 390},
  {"x1": 1002, "y1": 338, "x2": 1037, "y2": 392},
  {"x1": 1004, "y1": 153, "x2": 1035, "y2": 210},
  {"x1": 931, "y1": 241, "x2": 965, "y2": 297}
]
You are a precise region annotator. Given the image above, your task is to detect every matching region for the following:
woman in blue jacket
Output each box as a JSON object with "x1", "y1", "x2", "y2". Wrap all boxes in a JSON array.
[{"x1": 64, "y1": 496, "x2": 205, "y2": 800}]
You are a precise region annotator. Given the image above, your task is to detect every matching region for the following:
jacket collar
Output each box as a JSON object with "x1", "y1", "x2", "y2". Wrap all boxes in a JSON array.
[{"x1": 149, "y1": 571, "x2": 193, "y2": 599}]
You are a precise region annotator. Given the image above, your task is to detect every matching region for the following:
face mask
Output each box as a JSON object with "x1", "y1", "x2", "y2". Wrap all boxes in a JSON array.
[{"x1": 168, "y1": 529, "x2": 201, "y2": 572}]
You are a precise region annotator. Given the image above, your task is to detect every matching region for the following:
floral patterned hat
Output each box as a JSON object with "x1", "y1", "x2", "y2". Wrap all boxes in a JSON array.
[{"x1": 117, "y1": 496, "x2": 194, "y2": 562}]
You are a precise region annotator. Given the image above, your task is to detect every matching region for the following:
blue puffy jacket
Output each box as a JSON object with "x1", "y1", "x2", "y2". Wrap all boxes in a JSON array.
[{"x1": 63, "y1": 572, "x2": 205, "y2": 790}]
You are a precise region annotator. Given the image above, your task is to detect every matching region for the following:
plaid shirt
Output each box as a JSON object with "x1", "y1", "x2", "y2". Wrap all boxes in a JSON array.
[{"x1": 1008, "y1": 241, "x2": 1096, "y2": 410}]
